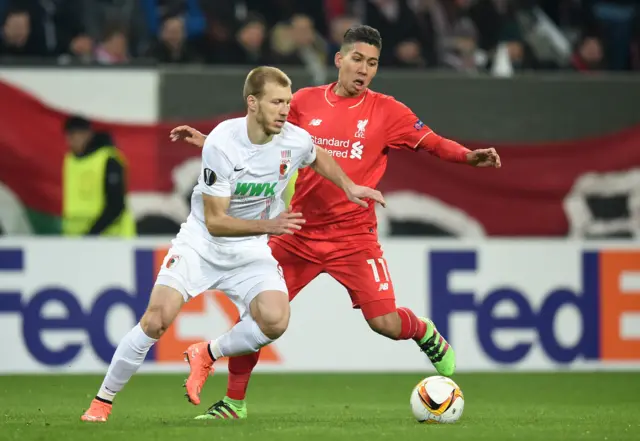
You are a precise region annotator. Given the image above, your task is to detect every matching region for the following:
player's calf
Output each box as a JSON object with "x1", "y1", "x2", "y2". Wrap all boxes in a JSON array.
[
  {"x1": 362, "y1": 299, "x2": 405, "y2": 339},
  {"x1": 366, "y1": 311, "x2": 402, "y2": 338},
  {"x1": 80, "y1": 285, "x2": 185, "y2": 422},
  {"x1": 362, "y1": 302, "x2": 456, "y2": 376},
  {"x1": 184, "y1": 290, "x2": 290, "y2": 406}
]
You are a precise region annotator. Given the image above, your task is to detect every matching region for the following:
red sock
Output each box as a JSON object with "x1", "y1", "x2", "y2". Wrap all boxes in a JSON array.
[
  {"x1": 396, "y1": 307, "x2": 427, "y2": 341},
  {"x1": 226, "y1": 350, "x2": 260, "y2": 401}
]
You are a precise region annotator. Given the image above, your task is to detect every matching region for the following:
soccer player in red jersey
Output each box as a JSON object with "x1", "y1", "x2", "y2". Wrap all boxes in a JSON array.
[{"x1": 171, "y1": 25, "x2": 500, "y2": 420}]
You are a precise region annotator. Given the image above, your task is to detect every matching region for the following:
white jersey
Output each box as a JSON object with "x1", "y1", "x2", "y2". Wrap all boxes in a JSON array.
[{"x1": 178, "y1": 116, "x2": 317, "y2": 252}]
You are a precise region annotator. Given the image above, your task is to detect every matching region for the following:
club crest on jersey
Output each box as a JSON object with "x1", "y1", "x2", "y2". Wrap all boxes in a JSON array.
[
  {"x1": 166, "y1": 254, "x2": 181, "y2": 269},
  {"x1": 280, "y1": 149, "x2": 292, "y2": 180},
  {"x1": 355, "y1": 119, "x2": 368, "y2": 138}
]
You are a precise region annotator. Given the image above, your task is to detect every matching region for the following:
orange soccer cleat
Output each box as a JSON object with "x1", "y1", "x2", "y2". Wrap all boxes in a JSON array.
[
  {"x1": 183, "y1": 341, "x2": 215, "y2": 405},
  {"x1": 80, "y1": 398, "x2": 112, "y2": 422}
]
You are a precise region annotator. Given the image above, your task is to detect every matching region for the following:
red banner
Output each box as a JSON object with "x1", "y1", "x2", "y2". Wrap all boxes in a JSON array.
[
  {"x1": 2, "y1": 80, "x2": 640, "y2": 237},
  {"x1": 0, "y1": 81, "x2": 231, "y2": 216},
  {"x1": 379, "y1": 128, "x2": 640, "y2": 236}
]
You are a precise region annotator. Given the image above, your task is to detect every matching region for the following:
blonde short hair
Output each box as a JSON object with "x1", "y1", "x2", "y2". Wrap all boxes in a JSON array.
[{"x1": 243, "y1": 66, "x2": 292, "y2": 101}]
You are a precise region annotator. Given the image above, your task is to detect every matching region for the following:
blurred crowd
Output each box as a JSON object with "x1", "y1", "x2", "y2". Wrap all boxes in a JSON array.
[{"x1": 1, "y1": 0, "x2": 639, "y2": 74}]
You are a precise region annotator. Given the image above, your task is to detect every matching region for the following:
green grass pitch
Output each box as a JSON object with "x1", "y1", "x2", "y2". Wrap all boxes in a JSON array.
[{"x1": 1, "y1": 372, "x2": 639, "y2": 441}]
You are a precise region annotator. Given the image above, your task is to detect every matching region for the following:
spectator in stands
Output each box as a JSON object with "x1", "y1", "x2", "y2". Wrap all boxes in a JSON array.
[
  {"x1": 58, "y1": 32, "x2": 94, "y2": 64},
  {"x1": 466, "y1": 0, "x2": 537, "y2": 72},
  {"x1": 95, "y1": 24, "x2": 129, "y2": 64},
  {"x1": 62, "y1": 115, "x2": 136, "y2": 237},
  {"x1": 407, "y1": 0, "x2": 439, "y2": 67},
  {"x1": 470, "y1": 1, "x2": 523, "y2": 60},
  {"x1": 0, "y1": 8, "x2": 45, "y2": 57},
  {"x1": 225, "y1": 13, "x2": 272, "y2": 65},
  {"x1": 353, "y1": 0, "x2": 425, "y2": 66},
  {"x1": 195, "y1": 0, "x2": 239, "y2": 63},
  {"x1": 270, "y1": 22, "x2": 295, "y2": 58},
  {"x1": 141, "y1": 0, "x2": 205, "y2": 40},
  {"x1": 82, "y1": 0, "x2": 150, "y2": 58},
  {"x1": 147, "y1": 14, "x2": 200, "y2": 63},
  {"x1": 327, "y1": 15, "x2": 359, "y2": 54},
  {"x1": 13, "y1": 0, "x2": 88, "y2": 56},
  {"x1": 571, "y1": 35, "x2": 605, "y2": 71},
  {"x1": 426, "y1": 0, "x2": 480, "y2": 72},
  {"x1": 271, "y1": 14, "x2": 328, "y2": 82},
  {"x1": 394, "y1": 39, "x2": 427, "y2": 67},
  {"x1": 587, "y1": 0, "x2": 639, "y2": 70},
  {"x1": 1, "y1": 0, "x2": 634, "y2": 72},
  {"x1": 245, "y1": 0, "x2": 329, "y2": 37},
  {"x1": 289, "y1": 14, "x2": 327, "y2": 63}
]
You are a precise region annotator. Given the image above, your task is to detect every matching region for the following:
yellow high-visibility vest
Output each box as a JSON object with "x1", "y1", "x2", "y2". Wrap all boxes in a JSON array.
[{"x1": 63, "y1": 147, "x2": 136, "y2": 237}]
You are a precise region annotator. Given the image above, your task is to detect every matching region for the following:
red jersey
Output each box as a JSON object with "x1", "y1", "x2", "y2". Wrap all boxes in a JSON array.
[{"x1": 288, "y1": 82, "x2": 434, "y2": 240}]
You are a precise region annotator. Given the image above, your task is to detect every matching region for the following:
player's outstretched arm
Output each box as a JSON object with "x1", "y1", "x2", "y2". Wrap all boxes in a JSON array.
[
  {"x1": 383, "y1": 98, "x2": 500, "y2": 168},
  {"x1": 419, "y1": 133, "x2": 501, "y2": 168},
  {"x1": 309, "y1": 146, "x2": 386, "y2": 208},
  {"x1": 203, "y1": 194, "x2": 305, "y2": 237},
  {"x1": 464, "y1": 147, "x2": 501, "y2": 168},
  {"x1": 170, "y1": 125, "x2": 206, "y2": 148}
]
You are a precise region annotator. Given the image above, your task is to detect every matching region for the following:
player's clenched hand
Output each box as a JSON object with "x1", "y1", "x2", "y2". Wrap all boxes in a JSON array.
[
  {"x1": 170, "y1": 125, "x2": 206, "y2": 148},
  {"x1": 266, "y1": 209, "x2": 306, "y2": 235},
  {"x1": 345, "y1": 184, "x2": 386, "y2": 208},
  {"x1": 466, "y1": 148, "x2": 501, "y2": 168}
]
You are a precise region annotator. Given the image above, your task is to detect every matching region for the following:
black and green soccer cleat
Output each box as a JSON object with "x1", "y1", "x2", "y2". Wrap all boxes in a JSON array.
[
  {"x1": 417, "y1": 318, "x2": 456, "y2": 376},
  {"x1": 194, "y1": 396, "x2": 247, "y2": 420}
]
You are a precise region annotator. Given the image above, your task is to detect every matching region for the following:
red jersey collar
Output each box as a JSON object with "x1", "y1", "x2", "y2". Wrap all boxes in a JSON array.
[{"x1": 324, "y1": 82, "x2": 369, "y2": 109}]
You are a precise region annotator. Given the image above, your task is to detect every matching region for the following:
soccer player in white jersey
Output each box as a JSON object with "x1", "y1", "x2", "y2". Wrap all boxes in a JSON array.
[{"x1": 80, "y1": 66, "x2": 385, "y2": 422}]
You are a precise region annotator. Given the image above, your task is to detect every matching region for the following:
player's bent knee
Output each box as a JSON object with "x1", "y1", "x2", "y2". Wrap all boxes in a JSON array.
[
  {"x1": 250, "y1": 290, "x2": 290, "y2": 340},
  {"x1": 256, "y1": 304, "x2": 290, "y2": 340},
  {"x1": 140, "y1": 285, "x2": 185, "y2": 339},
  {"x1": 260, "y1": 317, "x2": 289, "y2": 340},
  {"x1": 140, "y1": 310, "x2": 167, "y2": 339},
  {"x1": 367, "y1": 311, "x2": 402, "y2": 339}
]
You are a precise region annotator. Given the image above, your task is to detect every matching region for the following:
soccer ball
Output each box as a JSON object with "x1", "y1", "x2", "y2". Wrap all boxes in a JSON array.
[{"x1": 410, "y1": 376, "x2": 464, "y2": 424}]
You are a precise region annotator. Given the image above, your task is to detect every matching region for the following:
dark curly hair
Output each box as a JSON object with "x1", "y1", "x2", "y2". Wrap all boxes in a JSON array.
[{"x1": 342, "y1": 25, "x2": 382, "y2": 51}]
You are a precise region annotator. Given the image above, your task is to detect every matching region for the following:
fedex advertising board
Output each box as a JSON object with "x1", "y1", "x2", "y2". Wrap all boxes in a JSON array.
[
  {"x1": 0, "y1": 239, "x2": 638, "y2": 374},
  {"x1": 427, "y1": 243, "x2": 640, "y2": 370}
]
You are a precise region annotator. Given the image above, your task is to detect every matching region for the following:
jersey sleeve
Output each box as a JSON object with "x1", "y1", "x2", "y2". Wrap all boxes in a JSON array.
[
  {"x1": 288, "y1": 92, "x2": 302, "y2": 127},
  {"x1": 200, "y1": 136, "x2": 233, "y2": 197},
  {"x1": 384, "y1": 97, "x2": 434, "y2": 151},
  {"x1": 300, "y1": 132, "x2": 317, "y2": 167}
]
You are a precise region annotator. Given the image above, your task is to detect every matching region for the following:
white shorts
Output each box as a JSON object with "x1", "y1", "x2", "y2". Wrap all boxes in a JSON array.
[{"x1": 155, "y1": 235, "x2": 287, "y2": 318}]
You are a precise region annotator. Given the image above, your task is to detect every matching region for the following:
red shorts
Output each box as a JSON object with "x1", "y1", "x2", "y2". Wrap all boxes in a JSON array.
[{"x1": 268, "y1": 234, "x2": 397, "y2": 320}]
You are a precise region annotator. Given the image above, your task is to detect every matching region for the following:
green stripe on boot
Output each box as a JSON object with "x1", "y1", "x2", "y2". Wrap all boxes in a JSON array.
[
  {"x1": 195, "y1": 397, "x2": 247, "y2": 420},
  {"x1": 417, "y1": 318, "x2": 456, "y2": 376}
]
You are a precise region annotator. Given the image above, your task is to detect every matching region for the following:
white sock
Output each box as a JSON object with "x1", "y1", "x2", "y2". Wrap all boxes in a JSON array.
[
  {"x1": 96, "y1": 323, "x2": 157, "y2": 402},
  {"x1": 209, "y1": 317, "x2": 274, "y2": 359}
]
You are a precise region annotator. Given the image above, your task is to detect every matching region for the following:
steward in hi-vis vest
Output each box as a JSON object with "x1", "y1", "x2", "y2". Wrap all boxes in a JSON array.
[{"x1": 62, "y1": 115, "x2": 135, "y2": 237}]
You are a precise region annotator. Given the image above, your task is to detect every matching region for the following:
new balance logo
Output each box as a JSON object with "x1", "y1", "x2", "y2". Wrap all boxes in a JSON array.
[
  {"x1": 350, "y1": 141, "x2": 364, "y2": 160},
  {"x1": 309, "y1": 119, "x2": 322, "y2": 126},
  {"x1": 378, "y1": 283, "x2": 389, "y2": 291}
]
